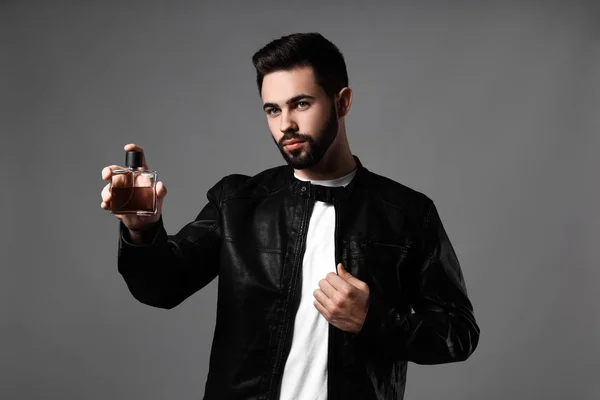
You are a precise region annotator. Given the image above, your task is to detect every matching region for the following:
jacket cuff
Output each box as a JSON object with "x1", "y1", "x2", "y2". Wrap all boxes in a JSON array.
[
  {"x1": 118, "y1": 216, "x2": 166, "y2": 249},
  {"x1": 355, "y1": 289, "x2": 390, "y2": 339},
  {"x1": 119, "y1": 215, "x2": 164, "y2": 248},
  {"x1": 352, "y1": 289, "x2": 411, "y2": 354}
]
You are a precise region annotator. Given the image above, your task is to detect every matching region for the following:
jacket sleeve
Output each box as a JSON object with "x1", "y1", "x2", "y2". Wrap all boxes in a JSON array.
[
  {"x1": 116, "y1": 177, "x2": 225, "y2": 310},
  {"x1": 354, "y1": 199, "x2": 480, "y2": 364}
]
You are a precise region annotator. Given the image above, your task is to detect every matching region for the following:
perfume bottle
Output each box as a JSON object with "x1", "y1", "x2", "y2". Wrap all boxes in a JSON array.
[{"x1": 109, "y1": 150, "x2": 158, "y2": 215}]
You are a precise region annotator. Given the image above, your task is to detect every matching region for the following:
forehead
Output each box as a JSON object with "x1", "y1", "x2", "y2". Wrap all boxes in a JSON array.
[{"x1": 261, "y1": 66, "x2": 324, "y2": 103}]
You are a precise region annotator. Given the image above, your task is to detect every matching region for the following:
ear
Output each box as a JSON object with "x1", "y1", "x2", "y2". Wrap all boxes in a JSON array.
[{"x1": 336, "y1": 87, "x2": 353, "y2": 117}]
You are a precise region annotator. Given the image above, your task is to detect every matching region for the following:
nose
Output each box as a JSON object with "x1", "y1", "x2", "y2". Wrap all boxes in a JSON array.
[{"x1": 279, "y1": 109, "x2": 298, "y2": 134}]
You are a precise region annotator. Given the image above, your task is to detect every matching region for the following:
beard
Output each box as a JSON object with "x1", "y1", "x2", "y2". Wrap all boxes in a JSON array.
[{"x1": 273, "y1": 100, "x2": 339, "y2": 169}]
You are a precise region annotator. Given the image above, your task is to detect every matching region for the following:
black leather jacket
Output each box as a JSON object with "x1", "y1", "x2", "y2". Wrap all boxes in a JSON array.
[{"x1": 117, "y1": 155, "x2": 480, "y2": 400}]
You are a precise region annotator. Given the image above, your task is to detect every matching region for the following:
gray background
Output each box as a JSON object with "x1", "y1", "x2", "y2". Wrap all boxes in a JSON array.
[{"x1": 2, "y1": 0, "x2": 599, "y2": 399}]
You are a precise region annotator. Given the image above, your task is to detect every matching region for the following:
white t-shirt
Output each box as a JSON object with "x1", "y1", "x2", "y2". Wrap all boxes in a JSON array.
[{"x1": 279, "y1": 168, "x2": 357, "y2": 400}]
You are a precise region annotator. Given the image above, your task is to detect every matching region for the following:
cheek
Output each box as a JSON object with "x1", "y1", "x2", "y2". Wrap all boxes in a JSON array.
[
  {"x1": 292, "y1": 113, "x2": 313, "y2": 134},
  {"x1": 306, "y1": 108, "x2": 329, "y2": 129},
  {"x1": 266, "y1": 120, "x2": 279, "y2": 139}
]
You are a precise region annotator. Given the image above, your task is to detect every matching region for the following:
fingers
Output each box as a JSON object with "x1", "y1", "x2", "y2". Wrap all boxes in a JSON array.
[
  {"x1": 100, "y1": 165, "x2": 122, "y2": 210},
  {"x1": 101, "y1": 165, "x2": 123, "y2": 180},
  {"x1": 318, "y1": 277, "x2": 337, "y2": 299},
  {"x1": 156, "y1": 181, "x2": 167, "y2": 199},
  {"x1": 325, "y1": 272, "x2": 352, "y2": 294},
  {"x1": 314, "y1": 298, "x2": 332, "y2": 321},
  {"x1": 101, "y1": 183, "x2": 110, "y2": 200},
  {"x1": 100, "y1": 182, "x2": 111, "y2": 210},
  {"x1": 313, "y1": 288, "x2": 334, "y2": 313},
  {"x1": 124, "y1": 143, "x2": 148, "y2": 169}
]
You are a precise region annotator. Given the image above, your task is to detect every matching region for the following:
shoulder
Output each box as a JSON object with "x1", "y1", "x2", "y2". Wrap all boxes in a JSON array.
[
  {"x1": 360, "y1": 169, "x2": 437, "y2": 231},
  {"x1": 363, "y1": 169, "x2": 433, "y2": 211},
  {"x1": 207, "y1": 164, "x2": 288, "y2": 203}
]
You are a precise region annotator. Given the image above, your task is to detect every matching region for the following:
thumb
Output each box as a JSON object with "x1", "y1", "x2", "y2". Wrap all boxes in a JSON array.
[
  {"x1": 337, "y1": 263, "x2": 364, "y2": 290},
  {"x1": 156, "y1": 181, "x2": 168, "y2": 199},
  {"x1": 337, "y1": 263, "x2": 352, "y2": 279}
]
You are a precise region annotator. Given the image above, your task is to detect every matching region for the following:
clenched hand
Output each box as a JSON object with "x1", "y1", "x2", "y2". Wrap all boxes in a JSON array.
[{"x1": 313, "y1": 263, "x2": 370, "y2": 334}]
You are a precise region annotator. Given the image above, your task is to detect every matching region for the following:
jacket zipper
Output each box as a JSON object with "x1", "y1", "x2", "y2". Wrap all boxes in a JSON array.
[
  {"x1": 268, "y1": 198, "x2": 311, "y2": 400},
  {"x1": 328, "y1": 198, "x2": 341, "y2": 400}
]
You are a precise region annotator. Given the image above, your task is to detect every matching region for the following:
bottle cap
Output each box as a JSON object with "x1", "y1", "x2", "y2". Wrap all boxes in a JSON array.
[{"x1": 125, "y1": 150, "x2": 144, "y2": 168}]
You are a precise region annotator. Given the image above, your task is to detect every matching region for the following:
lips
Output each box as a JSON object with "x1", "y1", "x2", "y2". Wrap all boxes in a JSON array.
[
  {"x1": 283, "y1": 139, "x2": 304, "y2": 146},
  {"x1": 284, "y1": 142, "x2": 304, "y2": 151},
  {"x1": 283, "y1": 139, "x2": 306, "y2": 151}
]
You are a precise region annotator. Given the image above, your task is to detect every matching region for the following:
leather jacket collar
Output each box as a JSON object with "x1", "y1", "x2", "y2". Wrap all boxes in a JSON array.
[{"x1": 285, "y1": 155, "x2": 367, "y2": 203}]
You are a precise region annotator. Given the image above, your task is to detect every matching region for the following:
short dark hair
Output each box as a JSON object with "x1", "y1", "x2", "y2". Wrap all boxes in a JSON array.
[{"x1": 251, "y1": 32, "x2": 349, "y2": 98}]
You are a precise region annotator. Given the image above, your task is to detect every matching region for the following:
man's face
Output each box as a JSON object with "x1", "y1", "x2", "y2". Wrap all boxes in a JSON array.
[{"x1": 261, "y1": 66, "x2": 338, "y2": 169}]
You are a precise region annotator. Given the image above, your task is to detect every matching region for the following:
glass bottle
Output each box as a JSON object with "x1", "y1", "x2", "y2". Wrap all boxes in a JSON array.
[{"x1": 109, "y1": 150, "x2": 158, "y2": 215}]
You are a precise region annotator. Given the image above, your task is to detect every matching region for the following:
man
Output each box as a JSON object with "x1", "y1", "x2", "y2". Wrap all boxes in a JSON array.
[{"x1": 100, "y1": 32, "x2": 480, "y2": 400}]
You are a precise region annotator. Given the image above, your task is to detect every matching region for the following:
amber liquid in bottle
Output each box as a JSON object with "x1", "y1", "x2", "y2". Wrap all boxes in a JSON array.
[{"x1": 111, "y1": 187, "x2": 156, "y2": 213}]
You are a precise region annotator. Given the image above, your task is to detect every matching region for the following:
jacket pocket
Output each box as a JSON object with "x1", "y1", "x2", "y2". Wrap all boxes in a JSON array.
[
  {"x1": 356, "y1": 237, "x2": 415, "y2": 308},
  {"x1": 360, "y1": 238, "x2": 412, "y2": 251},
  {"x1": 359, "y1": 238, "x2": 412, "y2": 271}
]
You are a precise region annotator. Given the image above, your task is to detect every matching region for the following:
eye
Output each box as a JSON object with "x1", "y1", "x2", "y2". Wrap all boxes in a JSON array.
[
  {"x1": 267, "y1": 108, "x2": 280, "y2": 116},
  {"x1": 297, "y1": 101, "x2": 309, "y2": 109}
]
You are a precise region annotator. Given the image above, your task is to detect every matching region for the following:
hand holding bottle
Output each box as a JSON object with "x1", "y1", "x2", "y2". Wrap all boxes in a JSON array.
[{"x1": 101, "y1": 144, "x2": 167, "y2": 233}]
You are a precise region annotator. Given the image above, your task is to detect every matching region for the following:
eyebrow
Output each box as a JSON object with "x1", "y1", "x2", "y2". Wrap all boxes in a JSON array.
[{"x1": 262, "y1": 94, "x2": 316, "y2": 111}]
